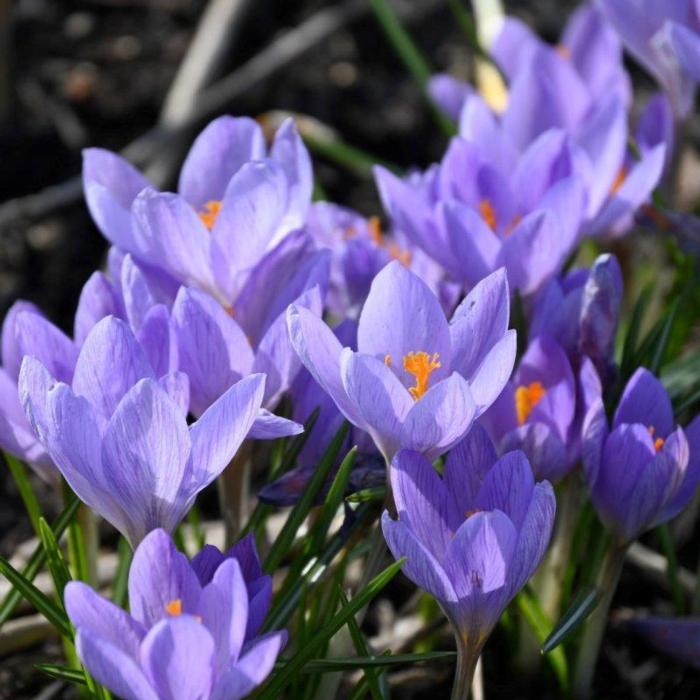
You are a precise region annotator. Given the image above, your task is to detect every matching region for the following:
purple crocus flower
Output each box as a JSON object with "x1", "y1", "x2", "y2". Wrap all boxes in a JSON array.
[
  {"x1": 582, "y1": 367, "x2": 700, "y2": 543},
  {"x1": 65, "y1": 529, "x2": 285, "y2": 700},
  {"x1": 288, "y1": 261, "x2": 516, "y2": 462},
  {"x1": 481, "y1": 335, "x2": 579, "y2": 482},
  {"x1": 83, "y1": 116, "x2": 311, "y2": 304},
  {"x1": 375, "y1": 119, "x2": 587, "y2": 295},
  {"x1": 627, "y1": 616, "x2": 700, "y2": 669},
  {"x1": 381, "y1": 443, "x2": 555, "y2": 674},
  {"x1": 531, "y1": 253, "x2": 623, "y2": 379},
  {"x1": 596, "y1": 0, "x2": 700, "y2": 118},
  {"x1": 0, "y1": 301, "x2": 78, "y2": 480},
  {"x1": 19, "y1": 317, "x2": 266, "y2": 546}
]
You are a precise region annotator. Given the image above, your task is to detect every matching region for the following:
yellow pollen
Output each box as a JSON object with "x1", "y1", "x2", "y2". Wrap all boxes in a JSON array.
[
  {"x1": 479, "y1": 199, "x2": 497, "y2": 231},
  {"x1": 515, "y1": 381, "x2": 546, "y2": 425},
  {"x1": 198, "y1": 200, "x2": 223, "y2": 230},
  {"x1": 555, "y1": 44, "x2": 572, "y2": 60},
  {"x1": 387, "y1": 241, "x2": 412, "y2": 267},
  {"x1": 403, "y1": 351, "x2": 441, "y2": 400},
  {"x1": 610, "y1": 167, "x2": 627, "y2": 195},
  {"x1": 384, "y1": 354, "x2": 392, "y2": 367},
  {"x1": 465, "y1": 508, "x2": 482, "y2": 519},
  {"x1": 166, "y1": 599, "x2": 183, "y2": 616},
  {"x1": 368, "y1": 216, "x2": 384, "y2": 245}
]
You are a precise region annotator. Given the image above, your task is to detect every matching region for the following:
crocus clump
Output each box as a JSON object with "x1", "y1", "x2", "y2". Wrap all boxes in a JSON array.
[
  {"x1": 582, "y1": 367, "x2": 700, "y2": 543},
  {"x1": 288, "y1": 261, "x2": 515, "y2": 462},
  {"x1": 19, "y1": 317, "x2": 265, "y2": 546},
  {"x1": 66, "y1": 529, "x2": 285, "y2": 700},
  {"x1": 382, "y1": 433, "x2": 555, "y2": 667}
]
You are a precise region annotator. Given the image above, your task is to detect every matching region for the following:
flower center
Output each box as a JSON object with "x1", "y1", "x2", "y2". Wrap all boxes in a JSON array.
[
  {"x1": 610, "y1": 167, "x2": 627, "y2": 195},
  {"x1": 515, "y1": 381, "x2": 546, "y2": 425},
  {"x1": 479, "y1": 199, "x2": 497, "y2": 231},
  {"x1": 648, "y1": 426, "x2": 665, "y2": 452},
  {"x1": 198, "y1": 200, "x2": 223, "y2": 230},
  {"x1": 403, "y1": 351, "x2": 441, "y2": 400},
  {"x1": 555, "y1": 44, "x2": 572, "y2": 60},
  {"x1": 165, "y1": 599, "x2": 183, "y2": 616}
]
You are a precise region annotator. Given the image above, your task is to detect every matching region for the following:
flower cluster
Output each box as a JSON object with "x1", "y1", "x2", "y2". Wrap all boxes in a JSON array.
[{"x1": 2, "y1": 2, "x2": 700, "y2": 698}]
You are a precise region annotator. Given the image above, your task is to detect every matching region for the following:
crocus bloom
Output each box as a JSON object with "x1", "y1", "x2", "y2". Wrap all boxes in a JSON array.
[
  {"x1": 19, "y1": 318, "x2": 266, "y2": 546},
  {"x1": 627, "y1": 616, "x2": 700, "y2": 669},
  {"x1": 531, "y1": 253, "x2": 623, "y2": 379},
  {"x1": 288, "y1": 261, "x2": 516, "y2": 462},
  {"x1": 481, "y1": 336, "x2": 578, "y2": 482},
  {"x1": 596, "y1": 0, "x2": 700, "y2": 118},
  {"x1": 375, "y1": 116, "x2": 587, "y2": 295},
  {"x1": 65, "y1": 529, "x2": 285, "y2": 700},
  {"x1": 0, "y1": 301, "x2": 78, "y2": 480},
  {"x1": 382, "y1": 442, "x2": 555, "y2": 664},
  {"x1": 582, "y1": 367, "x2": 700, "y2": 543}
]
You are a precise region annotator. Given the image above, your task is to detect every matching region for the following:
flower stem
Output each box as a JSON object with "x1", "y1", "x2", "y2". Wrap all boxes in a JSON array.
[
  {"x1": 451, "y1": 635, "x2": 480, "y2": 700},
  {"x1": 572, "y1": 540, "x2": 628, "y2": 700},
  {"x1": 217, "y1": 440, "x2": 253, "y2": 547}
]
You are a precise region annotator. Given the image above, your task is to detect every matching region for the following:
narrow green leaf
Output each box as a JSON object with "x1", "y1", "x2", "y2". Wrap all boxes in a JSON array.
[
  {"x1": 112, "y1": 537, "x2": 133, "y2": 608},
  {"x1": 346, "y1": 486, "x2": 386, "y2": 504},
  {"x1": 619, "y1": 284, "x2": 653, "y2": 379},
  {"x1": 36, "y1": 663, "x2": 87, "y2": 687},
  {"x1": 338, "y1": 587, "x2": 384, "y2": 700},
  {"x1": 38, "y1": 517, "x2": 72, "y2": 599},
  {"x1": 0, "y1": 495, "x2": 80, "y2": 627},
  {"x1": 263, "y1": 423, "x2": 350, "y2": 573},
  {"x1": 0, "y1": 555, "x2": 72, "y2": 638},
  {"x1": 309, "y1": 447, "x2": 356, "y2": 555},
  {"x1": 303, "y1": 133, "x2": 400, "y2": 179},
  {"x1": 647, "y1": 296, "x2": 681, "y2": 374},
  {"x1": 301, "y1": 651, "x2": 457, "y2": 672},
  {"x1": 4, "y1": 453, "x2": 43, "y2": 536},
  {"x1": 541, "y1": 586, "x2": 602, "y2": 653},
  {"x1": 516, "y1": 589, "x2": 568, "y2": 688},
  {"x1": 368, "y1": 0, "x2": 456, "y2": 136},
  {"x1": 256, "y1": 558, "x2": 405, "y2": 700}
]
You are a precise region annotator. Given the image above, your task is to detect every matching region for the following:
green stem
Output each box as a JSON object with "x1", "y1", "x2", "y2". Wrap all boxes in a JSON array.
[
  {"x1": 572, "y1": 541, "x2": 628, "y2": 700},
  {"x1": 217, "y1": 441, "x2": 253, "y2": 547},
  {"x1": 451, "y1": 634, "x2": 480, "y2": 700}
]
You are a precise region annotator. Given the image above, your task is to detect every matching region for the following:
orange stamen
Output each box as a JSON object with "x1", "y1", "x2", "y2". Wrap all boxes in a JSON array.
[
  {"x1": 504, "y1": 213, "x2": 522, "y2": 236},
  {"x1": 654, "y1": 437, "x2": 665, "y2": 452},
  {"x1": 403, "y1": 351, "x2": 441, "y2": 400},
  {"x1": 387, "y1": 241, "x2": 412, "y2": 267},
  {"x1": 515, "y1": 381, "x2": 546, "y2": 425},
  {"x1": 198, "y1": 200, "x2": 223, "y2": 230},
  {"x1": 479, "y1": 199, "x2": 497, "y2": 231},
  {"x1": 610, "y1": 167, "x2": 627, "y2": 195},
  {"x1": 166, "y1": 599, "x2": 183, "y2": 616},
  {"x1": 384, "y1": 354, "x2": 392, "y2": 367},
  {"x1": 465, "y1": 508, "x2": 482, "y2": 519},
  {"x1": 368, "y1": 216, "x2": 384, "y2": 245},
  {"x1": 555, "y1": 44, "x2": 572, "y2": 60}
]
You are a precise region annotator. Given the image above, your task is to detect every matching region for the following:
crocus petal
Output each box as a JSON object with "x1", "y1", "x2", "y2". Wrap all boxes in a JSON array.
[
  {"x1": 287, "y1": 304, "x2": 367, "y2": 428},
  {"x1": 199, "y1": 559, "x2": 248, "y2": 668},
  {"x1": 72, "y1": 316, "x2": 155, "y2": 420},
  {"x1": 131, "y1": 189, "x2": 218, "y2": 298},
  {"x1": 210, "y1": 631, "x2": 287, "y2": 700},
  {"x1": 659, "y1": 415, "x2": 700, "y2": 521},
  {"x1": 357, "y1": 261, "x2": 452, "y2": 387},
  {"x1": 341, "y1": 350, "x2": 414, "y2": 461},
  {"x1": 121, "y1": 254, "x2": 158, "y2": 332},
  {"x1": 467, "y1": 331, "x2": 517, "y2": 414},
  {"x1": 248, "y1": 409, "x2": 303, "y2": 439},
  {"x1": 141, "y1": 617, "x2": 216, "y2": 700},
  {"x1": 178, "y1": 116, "x2": 266, "y2": 209},
  {"x1": 65, "y1": 581, "x2": 146, "y2": 659},
  {"x1": 82, "y1": 148, "x2": 150, "y2": 252},
  {"x1": 269, "y1": 118, "x2": 313, "y2": 232},
  {"x1": 381, "y1": 511, "x2": 457, "y2": 603},
  {"x1": 613, "y1": 367, "x2": 674, "y2": 435},
  {"x1": 668, "y1": 20, "x2": 700, "y2": 82},
  {"x1": 500, "y1": 423, "x2": 569, "y2": 483},
  {"x1": 226, "y1": 533, "x2": 264, "y2": 584},
  {"x1": 158, "y1": 372, "x2": 190, "y2": 416},
  {"x1": 400, "y1": 373, "x2": 477, "y2": 461},
  {"x1": 450, "y1": 268, "x2": 509, "y2": 372},
  {"x1": 444, "y1": 424, "x2": 498, "y2": 514},
  {"x1": 102, "y1": 379, "x2": 191, "y2": 542},
  {"x1": 628, "y1": 616, "x2": 700, "y2": 669},
  {"x1": 475, "y1": 451, "x2": 535, "y2": 528},
  {"x1": 581, "y1": 397, "x2": 609, "y2": 486},
  {"x1": 172, "y1": 286, "x2": 254, "y2": 417},
  {"x1": 428, "y1": 74, "x2": 472, "y2": 121},
  {"x1": 74, "y1": 272, "x2": 122, "y2": 346},
  {"x1": 188, "y1": 374, "x2": 265, "y2": 488},
  {"x1": 190, "y1": 545, "x2": 225, "y2": 586},
  {"x1": 137, "y1": 305, "x2": 178, "y2": 378},
  {"x1": 14, "y1": 310, "x2": 77, "y2": 384},
  {"x1": 128, "y1": 529, "x2": 202, "y2": 628},
  {"x1": 76, "y1": 628, "x2": 157, "y2": 700},
  {"x1": 2, "y1": 300, "x2": 41, "y2": 378},
  {"x1": 246, "y1": 577, "x2": 273, "y2": 639},
  {"x1": 390, "y1": 449, "x2": 461, "y2": 558}
]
